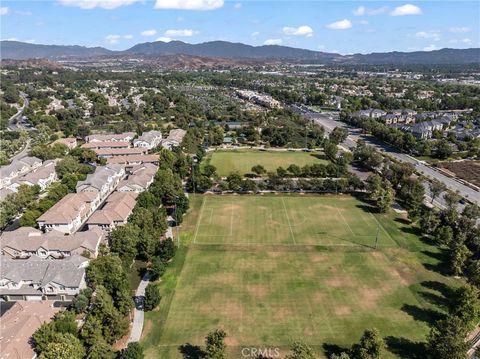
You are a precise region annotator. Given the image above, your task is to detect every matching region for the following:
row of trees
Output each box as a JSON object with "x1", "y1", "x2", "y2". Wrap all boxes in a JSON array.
[{"x1": 355, "y1": 141, "x2": 480, "y2": 358}]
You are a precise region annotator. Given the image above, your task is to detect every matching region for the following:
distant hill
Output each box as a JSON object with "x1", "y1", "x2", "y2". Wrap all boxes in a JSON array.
[
  {"x1": 1, "y1": 40, "x2": 479, "y2": 65},
  {"x1": 124, "y1": 40, "x2": 341, "y2": 62},
  {"x1": 0, "y1": 41, "x2": 113, "y2": 60}
]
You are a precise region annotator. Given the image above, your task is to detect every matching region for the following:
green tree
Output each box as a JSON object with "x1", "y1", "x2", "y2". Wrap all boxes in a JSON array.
[
  {"x1": 80, "y1": 315, "x2": 103, "y2": 347},
  {"x1": 53, "y1": 310, "x2": 77, "y2": 335},
  {"x1": 144, "y1": 283, "x2": 161, "y2": 311},
  {"x1": 86, "y1": 339, "x2": 116, "y2": 359},
  {"x1": 204, "y1": 329, "x2": 227, "y2": 359},
  {"x1": 429, "y1": 180, "x2": 446, "y2": 204},
  {"x1": 158, "y1": 238, "x2": 176, "y2": 262},
  {"x1": 449, "y1": 284, "x2": 480, "y2": 331},
  {"x1": 427, "y1": 316, "x2": 469, "y2": 359},
  {"x1": 350, "y1": 328, "x2": 384, "y2": 359},
  {"x1": 122, "y1": 342, "x2": 145, "y2": 359},
  {"x1": 151, "y1": 257, "x2": 166, "y2": 280},
  {"x1": 285, "y1": 341, "x2": 317, "y2": 359},
  {"x1": 251, "y1": 165, "x2": 266, "y2": 176},
  {"x1": 449, "y1": 238, "x2": 472, "y2": 276},
  {"x1": 33, "y1": 322, "x2": 57, "y2": 354},
  {"x1": 39, "y1": 333, "x2": 85, "y2": 359}
]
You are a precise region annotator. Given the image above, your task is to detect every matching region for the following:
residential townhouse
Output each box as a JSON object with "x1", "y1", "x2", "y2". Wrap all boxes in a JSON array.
[
  {"x1": 76, "y1": 164, "x2": 125, "y2": 199},
  {"x1": 0, "y1": 301, "x2": 60, "y2": 359},
  {"x1": 0, "y1": 156, "x2": 42, "y2": 189},
  {"x1": 52, "y1": 137, "x2": 77, "y2": 149},
  {"x1": 81, "y1": 141, "x2": 131, "y2": 150},
  {"x1": 94, "y1": 147, "x2": 148, "y2": 158},
  {"x1": 9, "y1": 160, "x2": 57, "y2": 192},
  {"x1": 86, "y1": 192, "x2": 138, "y2": 231},
  {"x1": 0, "y1": 255, "x2": 88, "y2": 301},
  {"x1": 1, "y1": 227, "x2": 104, "y2": 259},
  {"x1": 37, "y1": 192, "x2": 101, "y2": 234},
  {"x1": 106, "y1": 154, "x2": 160, "y2": 166},
  {"x1": 85, "y1": 132, "x2": 136, "y2": 143},
  {"x1": 162, "y1": 129, "x2": 187, "y2": 149},
  {"x1": 133, "y1": 130, "x2": 163, "y2": 149},
  {"x1": 116, "y1": 163, "x2": 158, "y2": 193}
]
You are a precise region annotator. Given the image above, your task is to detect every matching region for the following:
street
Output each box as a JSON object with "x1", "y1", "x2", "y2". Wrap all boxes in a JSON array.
[{"x1": 294, "y1": 105, "x2": 479, "y2": 206}]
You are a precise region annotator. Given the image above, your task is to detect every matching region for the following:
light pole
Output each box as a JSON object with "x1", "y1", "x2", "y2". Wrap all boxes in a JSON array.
[
  {"x1": 374, "y1": 222, "x2": 380, "y2": 249},
  {"x1": 173, "y1": 195, "x2": 180, "y2": 248}
]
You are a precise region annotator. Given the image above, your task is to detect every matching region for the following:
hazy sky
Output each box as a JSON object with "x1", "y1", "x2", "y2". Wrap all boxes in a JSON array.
[{"x1": 1, "y1": 0, "x2": 479, "y2": 54}]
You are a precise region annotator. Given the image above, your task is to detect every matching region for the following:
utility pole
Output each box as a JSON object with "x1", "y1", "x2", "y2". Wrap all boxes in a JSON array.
[{"x1": 374, "y1": 223, "x2": 380, "y2": 249}]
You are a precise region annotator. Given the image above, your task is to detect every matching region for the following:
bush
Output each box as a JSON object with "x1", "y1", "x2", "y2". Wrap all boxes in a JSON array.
[{"x1": 144, "y1": 283, "x2": 161, "y2": 311}]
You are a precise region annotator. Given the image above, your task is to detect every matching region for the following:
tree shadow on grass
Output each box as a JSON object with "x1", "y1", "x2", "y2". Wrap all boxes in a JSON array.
[
  {"x1": 420, "y1": 280, "x2": 454, "y2": 298},
  {"x1": 178, "y1": 343, "x2": 205, "y2": 359},
  {"x1": 401, "y1": 304, "x2": 445, "y2": 326},
  {"x1": 322, "y1": 343, "x2": 350, "y2": 358},
  {"x1": 420, "y1": 250, "x2": 450, "y2": 275},
  {"x1": 384, "y1": 336, "x2": 427, "y2": 359}
]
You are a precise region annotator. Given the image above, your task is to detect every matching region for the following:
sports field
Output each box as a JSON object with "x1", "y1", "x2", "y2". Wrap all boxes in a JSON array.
[
  {"x1": 143, "y1": 194, "x2": 456, "y2": 358},
  {"x1": 205, "y1": 149, "x2": 328, "y2": 176}
]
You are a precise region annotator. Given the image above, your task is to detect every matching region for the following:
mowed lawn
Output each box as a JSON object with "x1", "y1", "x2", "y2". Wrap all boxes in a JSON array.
[
  {"x1": 205, "y1": 150, "x2": 328, "y2": 176},
  {"x1": 142, "y1": 195, "x2": 456, "y2": 358},
  {"x1": 192, "y1": 195, "x2": 400, "y2": 248}
]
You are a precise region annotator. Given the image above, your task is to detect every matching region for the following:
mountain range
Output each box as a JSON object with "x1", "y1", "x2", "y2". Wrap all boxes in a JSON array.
[{"x1": 1, "y1": 40, "x2": 479, "y2": 65}]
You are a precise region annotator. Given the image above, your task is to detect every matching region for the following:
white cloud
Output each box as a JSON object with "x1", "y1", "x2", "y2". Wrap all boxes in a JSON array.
[
  {"x1": 282, "y1": 25, "x2": 313, "y2": 37},
  {"x1": 156, "y1": 37, "x2": 172, "y2": 42},
  {"x1": 3, "y1": 37, "x2": 18, "y2": 41},
  {"x1": 317, "y1": 44, "x2": 325, "y2": 50},
  {"x1": 25, "y1": 39, "x2": 36, "y2": 44},
  {"x1": 58, "y1": 0, "x2": 141, "y2": 10},
  {"x1": 415, "y1": 31, "x2": 440, "y2": 41},
  {"x1": 141, "y1": 29, "x2": 157, "y2": 36},
  {"x1": 353, "y1": 5, "x2": 387, "y2": 16},
  {"x1": 461, "y1": 38, "x2": 472, "y2": 44},
  {"x1": 423, "y1": 44, "x2": 438, "y2": 51},
  {"x1": 264, "y1": 38, "x2": 282, "y2": 45},
  {"x1": 164, "y1": 29, "x2": 197, "y2": 37},
  {"x1": 353, "y1": 6, "x2": 365, "y2": 16},
  {"x1": 359, "y1": 20, "x2": 369, "y2": 25},
  {"x1": 234, "y1": 2, "x2": 241, "y2": 9},
  {"x1": 325, "y1": 19, "x2": 352, "y2": 30},
  {"x1": 154, "y1": 0, "x2": 224, "y2": 10},
  {"x1": 390, "y1": 4, "x2": 422, "y2": 16},
  {"x1": 251, "y1": 31, "x2": 260, "y2": 37},
  {"x1": 124, "y1": 34, "x2": 133, "y2": 39},
  {"x1": 0, "y1": 7, "x2": 9, "y2": 15},
  {"x1": 450, "y1": 27, "x2": 469, "y2": 33},
  {"x1": 105, "y1": 34, "x2": 122, "y2": 44}
]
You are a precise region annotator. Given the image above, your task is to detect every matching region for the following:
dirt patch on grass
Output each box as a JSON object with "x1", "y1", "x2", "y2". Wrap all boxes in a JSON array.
[
  {"x1": 276, "y1": 307, "x2": 293, "y2": 320},
  {"x1": 324, "y1": 275, "x2": 356, "y2": 288},
  {"x1": 358, "y1": 288, "x2": 384, "y2": 309},
  {"x1": 246, "y1": 284, "x2": 268, "y2": 299},
  {"x1": 223, "y1": 301, "x2": 245, "y2": 320},
  {"x1": 334, "y1": 306, "x2": 352, "y2": 315},
  {"x1": 309, "y1": 253, "x2": 327, "y2": 263},
  {"x1": 225, "y1": 336, "x2": 239, "y2": 346},
  {"x1": 312, "y1": 292, "x2": 326, "y2": 304}
]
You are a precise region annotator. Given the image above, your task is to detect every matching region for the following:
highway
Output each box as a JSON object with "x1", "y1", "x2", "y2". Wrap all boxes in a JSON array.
[{"x1": 294, "y1": 105, "x2": 479, "y2": 206}]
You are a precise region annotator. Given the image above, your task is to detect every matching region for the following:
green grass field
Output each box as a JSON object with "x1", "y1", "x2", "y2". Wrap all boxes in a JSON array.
[
  {"x1": 205, "y1": 150, "x2": 329, "y2": 176},
  {"x1": 142, "y1": 194, "x2": 456, "y2": 358}
]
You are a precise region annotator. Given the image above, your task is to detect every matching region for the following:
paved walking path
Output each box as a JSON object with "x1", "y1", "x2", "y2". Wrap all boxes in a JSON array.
[{"x1": 128, "y1": 273, "x2": 151, "y2": 343}]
